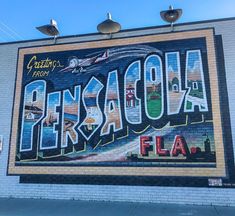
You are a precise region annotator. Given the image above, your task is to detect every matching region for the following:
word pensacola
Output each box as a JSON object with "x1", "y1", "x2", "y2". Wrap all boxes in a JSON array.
[{"x1": 19, "y1": 51, "x2": 208, "y2": 152}]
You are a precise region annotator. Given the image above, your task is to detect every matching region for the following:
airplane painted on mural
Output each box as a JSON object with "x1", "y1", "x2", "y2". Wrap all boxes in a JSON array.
[{"x1": 59, "y1": 50, "x2": 109, "y2": 73}]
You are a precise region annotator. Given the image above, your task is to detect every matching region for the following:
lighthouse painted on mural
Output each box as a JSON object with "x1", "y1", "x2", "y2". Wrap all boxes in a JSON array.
[{"x1": 126, "y1": 84, "x2": 136, "y2": 107}]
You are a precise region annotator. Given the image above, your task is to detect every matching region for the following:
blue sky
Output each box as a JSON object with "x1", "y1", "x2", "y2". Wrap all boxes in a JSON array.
[
  {"x1": 167, "y1": 53, "x2": 178, "y2": 72},
  {"x1": 0, "y1": 0, "x2": 234, "y2": 42}
]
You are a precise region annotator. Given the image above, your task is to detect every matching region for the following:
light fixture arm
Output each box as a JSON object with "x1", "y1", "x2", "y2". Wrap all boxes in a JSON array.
[
  {"x1": 160, "y1": 5, "x2": 183, "y2": 32},
  {"x1": 54, "y1": 35, "x2": 58, "y2": 44}
]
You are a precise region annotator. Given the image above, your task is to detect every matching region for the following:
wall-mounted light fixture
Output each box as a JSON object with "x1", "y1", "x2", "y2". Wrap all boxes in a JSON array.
[
  {"x1": 160, "y1": 6, "x2": 182, "y2": 31},
  {"x1": 36, "y1": 19, "x2": 60, "y2": 44},
  {"x1": 97, "y1": 13, "x2": 121, "y2": 38}
]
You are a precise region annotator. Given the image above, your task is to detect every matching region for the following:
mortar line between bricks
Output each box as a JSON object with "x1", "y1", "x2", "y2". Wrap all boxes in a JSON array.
[{"x1": 213, "y1": 206, "x2": 220, "y2": 216}]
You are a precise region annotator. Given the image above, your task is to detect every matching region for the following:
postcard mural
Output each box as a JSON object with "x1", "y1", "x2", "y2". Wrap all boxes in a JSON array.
[{"x1": 8, "y1": 29, "x2": 227, "y2": 181}]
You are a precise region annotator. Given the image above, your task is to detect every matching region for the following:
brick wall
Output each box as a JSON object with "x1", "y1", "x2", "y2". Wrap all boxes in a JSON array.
[{"x1": 0, "y1": 18, "x2": 235, "y2": 206}]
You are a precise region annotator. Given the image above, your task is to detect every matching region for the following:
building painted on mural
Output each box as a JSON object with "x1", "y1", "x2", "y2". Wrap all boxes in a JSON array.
[{"x1": 0, "y1": 17, "x2": 235, "y2": 206}]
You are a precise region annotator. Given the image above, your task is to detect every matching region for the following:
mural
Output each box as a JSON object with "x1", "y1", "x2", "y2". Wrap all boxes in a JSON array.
[{"x1": 8, "y1": 29, "x2": 228, "y2": 185}]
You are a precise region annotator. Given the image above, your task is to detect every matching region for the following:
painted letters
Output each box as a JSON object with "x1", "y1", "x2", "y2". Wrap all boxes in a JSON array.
[
  {"x1": 20, "y1": 80, "x2": 46, "y2": 152},
  {"x1": 144, "y1": 55, "x2": 164, "y2": 120}
]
